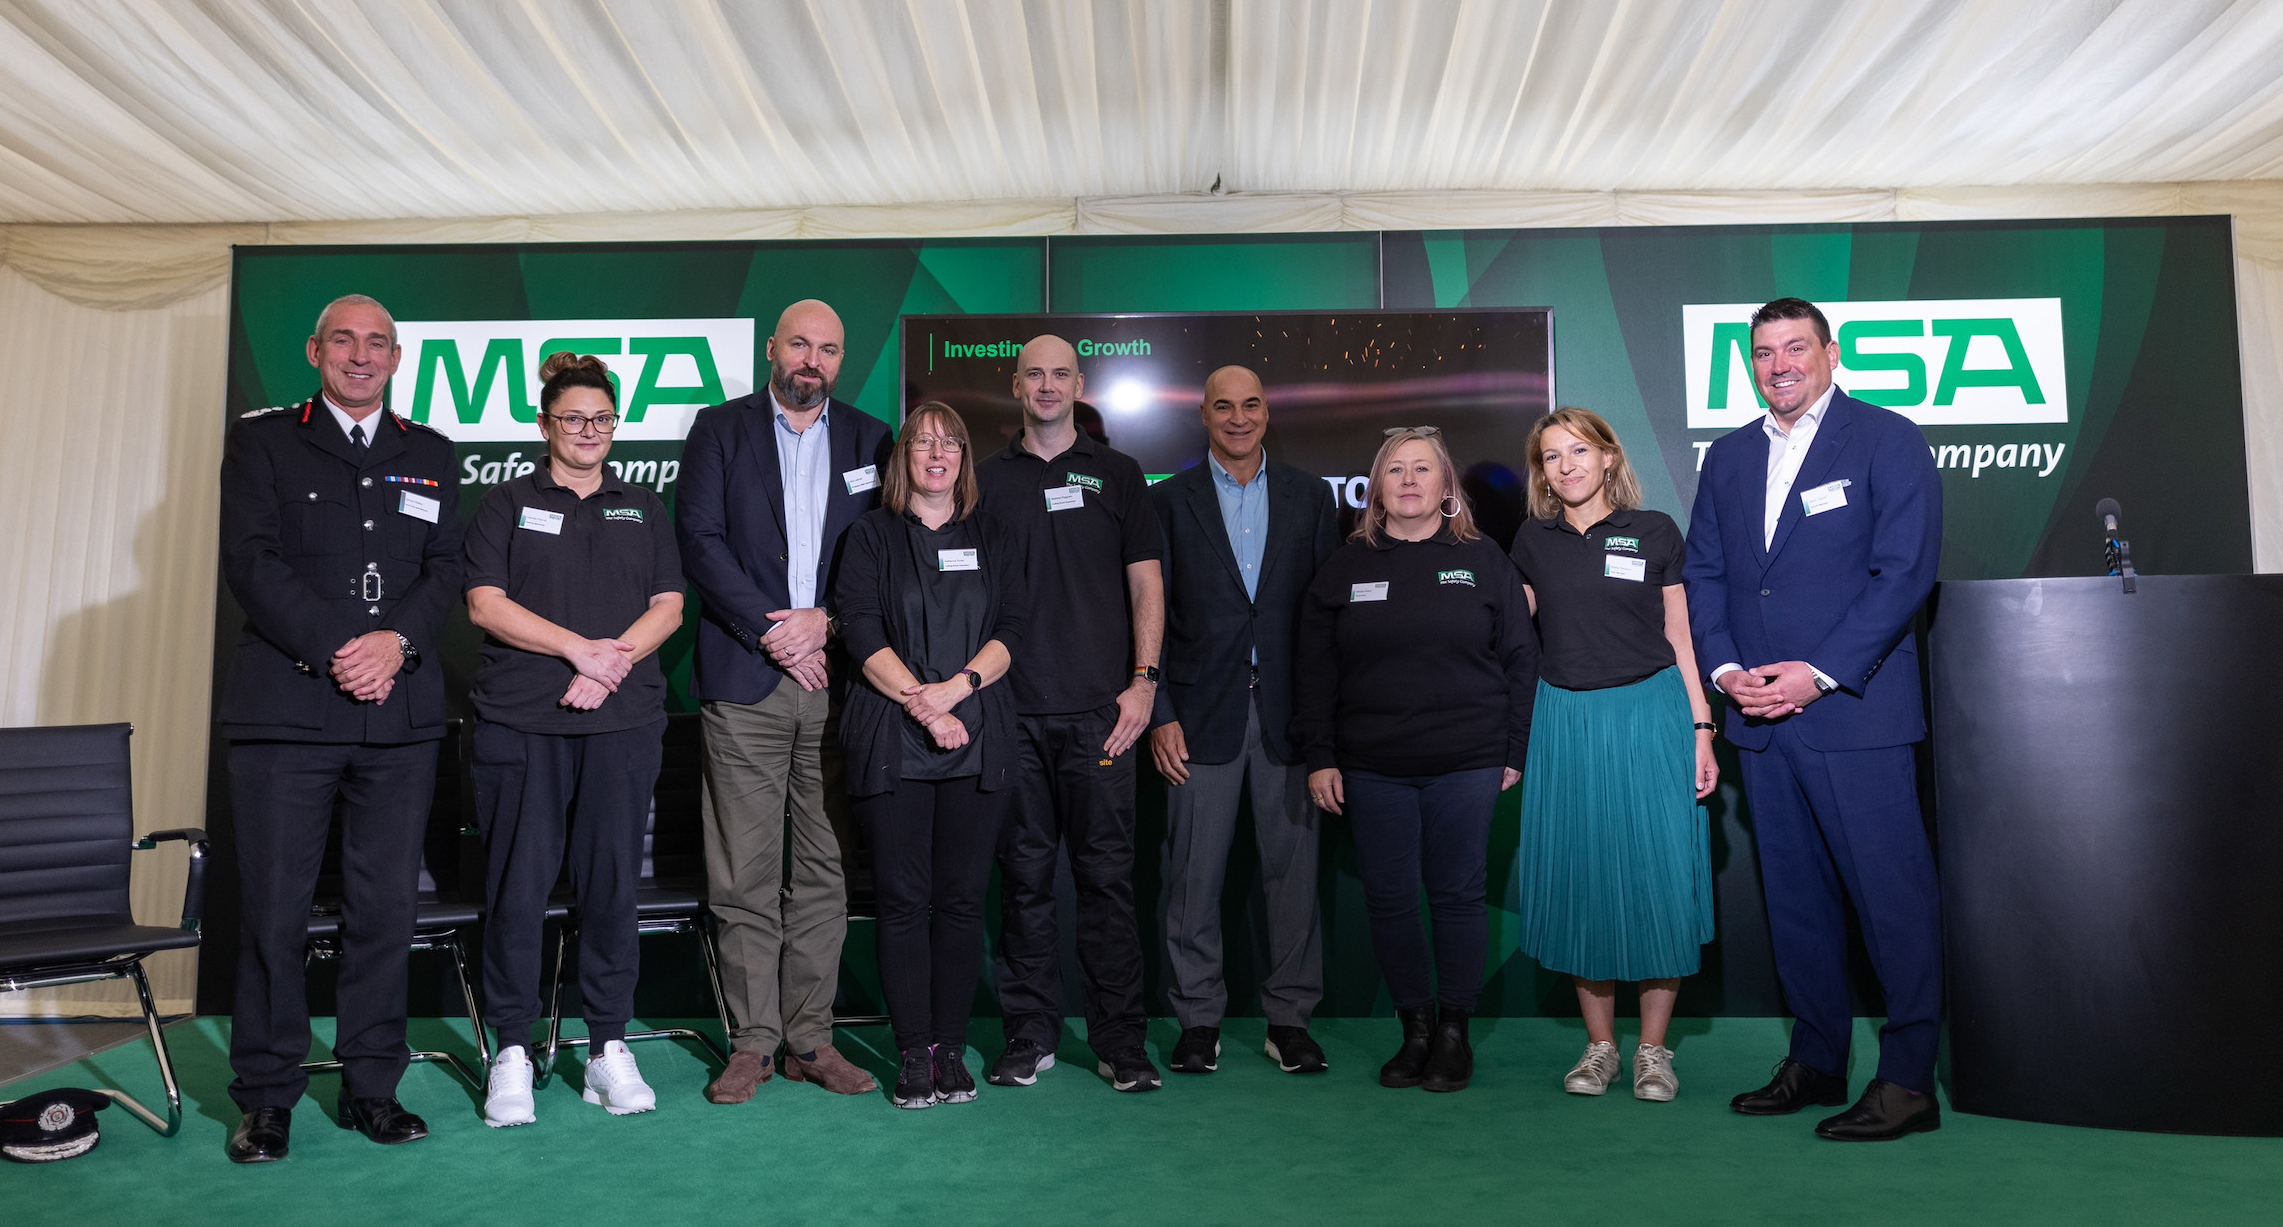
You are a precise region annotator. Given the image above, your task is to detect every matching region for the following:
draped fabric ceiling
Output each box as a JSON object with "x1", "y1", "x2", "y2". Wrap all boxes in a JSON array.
[{"x1": 4, "y1": 0, "x2": 2281, "y2": 1013}]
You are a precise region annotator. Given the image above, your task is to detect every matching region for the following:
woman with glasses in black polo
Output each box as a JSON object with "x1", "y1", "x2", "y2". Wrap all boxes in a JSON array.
[
  {"x1": 1292, "y1": 426, "x2": 1538, "y2": 1095},
  {"x1": 462, "y1": 352, "x2": 683, "y2": 1127},
  {"x1": 834, "y1": 401, "x2": 1026, "y2": 1109}
]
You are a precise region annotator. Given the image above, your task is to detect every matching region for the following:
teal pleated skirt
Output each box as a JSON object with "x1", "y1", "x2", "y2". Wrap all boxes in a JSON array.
[{"x1": 1515, "y1": 666, "x2": 1714, "y2": 982}]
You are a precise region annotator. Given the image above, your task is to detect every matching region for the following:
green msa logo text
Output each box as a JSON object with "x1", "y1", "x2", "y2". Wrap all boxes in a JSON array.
[
  {"x1": 1682, "y1": 300, "x2": 2066, "y2": 429},
  {"x1": 1437, "y1": 569, "x2": 1476, "y2": 586},
  {"x1": 389, "y1": 319, "x2": 756, "y2": 442}
]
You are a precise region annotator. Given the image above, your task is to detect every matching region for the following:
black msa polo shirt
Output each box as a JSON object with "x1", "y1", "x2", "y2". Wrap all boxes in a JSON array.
[
  {"x1": 464, "y1": 469, "x2": 685, "y2": 734},
  {"x1": 1507, "y1": 507, "x2": 1684, "y2": 691},
  {"x1": 975, "y1": 429, "x2": 1165, "y2": 715}
]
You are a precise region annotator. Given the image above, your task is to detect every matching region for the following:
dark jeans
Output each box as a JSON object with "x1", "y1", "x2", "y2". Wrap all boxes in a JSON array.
[
  {"x1": 469, "y1": 717, "x2": 665, "y2": 1051},
  {"x1": 1344, "y1": 766, "x2": 1504, "y2": 1013},
  {"x1": 226, "y1": 738, "x2": 435, "y2": 1110},
  {"x1": 996, "y1": 705, "x2": 1147, "y2": 1059},
  {"x1": 856, "y1": 774, "x2": 1009, "y2": 1052}
]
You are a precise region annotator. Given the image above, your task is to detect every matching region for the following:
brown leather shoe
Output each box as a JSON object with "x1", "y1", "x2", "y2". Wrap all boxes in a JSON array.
[
  {"x1": 705, "y1": 1050, "x2": 773, "y2": 1104},
  {"x1": 781, "y1": 1044, "x2": 879, "y2": 1095}
]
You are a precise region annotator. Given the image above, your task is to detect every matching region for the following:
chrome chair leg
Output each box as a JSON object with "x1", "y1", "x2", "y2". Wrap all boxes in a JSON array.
[
  {"x1": 447, "y1": 931, "x2": 492, "y2": 1067},
  {"x1": 88, "y1": 963, "x2": 184, "y2": 1136},
  {"x1": 533, "y1": 922, "x2": 569, "y2": 1089},
  {"x1": 697, "y1": 915, "x2": 736, "y2": 1057}
]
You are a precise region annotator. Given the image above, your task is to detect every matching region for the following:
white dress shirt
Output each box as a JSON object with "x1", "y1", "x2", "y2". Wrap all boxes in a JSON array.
[
  {"x1": 324, "y1": 396, "x2": 382, "y2": 446},
  {"x1": 1711, "y1": 386, "x2": 1839, "y2": 693}
]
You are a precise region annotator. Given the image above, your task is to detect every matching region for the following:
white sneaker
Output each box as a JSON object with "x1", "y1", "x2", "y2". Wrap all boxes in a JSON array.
[
  {"x1": 484, "y1": 1046, "x2": 537, "y2": 1128},
  {"x1": 1633, "y1": 1043, "x2": 1678, "y2": 1102},
  {"x1": 1564, "y1": 1040, "x2": 1621, "y2": 1096},
  {"x1": 581, "y1": 1040, "x2": 657, "y2": 1115}
]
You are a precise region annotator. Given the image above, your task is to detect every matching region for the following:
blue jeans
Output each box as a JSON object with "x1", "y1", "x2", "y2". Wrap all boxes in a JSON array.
[{"x1": 1343, "y1": 766, "x2": 1503, "y2": 1012}]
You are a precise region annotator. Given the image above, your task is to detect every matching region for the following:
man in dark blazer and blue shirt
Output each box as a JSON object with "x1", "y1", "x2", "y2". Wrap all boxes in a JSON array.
[
  {"x1": 216, "y1": 294, "x2": 462, "y2": 1162},
  {"x1": 676, "y1": 299, "x2": 892, "y2": 1103},
  {"x1": 1148, "y1": 366, "x2": 1339, "y2": 1076},
  {"x1": 1684, "y1": 297, "x2": 1944, "y2": 1142}
]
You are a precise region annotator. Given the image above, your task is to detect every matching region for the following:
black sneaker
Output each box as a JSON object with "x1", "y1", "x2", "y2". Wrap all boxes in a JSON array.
[
  {"x1": 1168, "y1": 1026, "x2": 1220, "y2": 1074},
  {"x1": 933, "y1": 1044, "x2": 978, "y2": 1104},
  {"x1": 1265, "y1": 1025, "x2": 1329, "y2": 1074},
  {"x1": 988, "y1": 1040, "x2": 1056, "y2": 1087},
  {"x1": 892, "y1": 1046, "x2": 937, "y2": 1109},
  {"x1": 1097, "y1": 1048, "x2": 1162, "y2": 1093}
]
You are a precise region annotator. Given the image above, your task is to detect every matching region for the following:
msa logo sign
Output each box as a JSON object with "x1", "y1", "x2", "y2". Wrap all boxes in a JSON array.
[
  {"x1": 389, "y1": 319, "x2": 755, "y2": 442},
  {"x1": 1682, "y1": 300, "x2": 2066, "y2": 429}
]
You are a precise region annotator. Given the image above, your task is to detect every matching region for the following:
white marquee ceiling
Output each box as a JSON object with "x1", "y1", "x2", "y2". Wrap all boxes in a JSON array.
[{"x1": 1, "y1": 0, "x2": 2280, "y2": 226}]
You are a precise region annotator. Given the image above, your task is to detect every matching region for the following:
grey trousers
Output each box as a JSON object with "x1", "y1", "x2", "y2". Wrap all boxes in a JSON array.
[
  {"x1": 700, "y1": 682, "x2": 852, "y2": 1054},
  {"x1": 1163, "y1": 700, "x2": 1324, "y2": 1029}
]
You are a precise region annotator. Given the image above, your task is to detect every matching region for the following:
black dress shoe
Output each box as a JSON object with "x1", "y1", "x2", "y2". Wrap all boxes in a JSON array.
[
  {"x1": 1815, "y1": 1079, "x2": 1942, "y2": 1141},
  {"x1": 226, "y1": 1106, "x2": 292, "y2": 1163},
  {"x1": 1730, "y1": 1058, "x2": 1851, "y2": 1115},
  {"x1": 1264, "y1": 1025, "x2": 1328, "y2": 1074},
  {"x1": 1379, "y1": 1006, "x2": 1433, "y2": 1088},
  {"x1": 335, "y1": 1092, "x2": 429, "y2": 1145},
  {"x1": 1419, "y1": 1006, "x2": 1473, "y2": 1093},
  {"x1": 1168, "y1": 1025, "x2": 1220, "y2": 1073}
]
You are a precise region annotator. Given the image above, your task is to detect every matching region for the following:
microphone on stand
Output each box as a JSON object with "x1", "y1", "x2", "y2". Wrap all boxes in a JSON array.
[{"x1": 2095, "y1": 497, "x2": 2136, "y2": 593}]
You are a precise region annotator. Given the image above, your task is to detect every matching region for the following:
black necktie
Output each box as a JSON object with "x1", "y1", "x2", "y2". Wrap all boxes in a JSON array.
[{"x1": 351, "y1": 423, "x2": 367, "y2": 449}]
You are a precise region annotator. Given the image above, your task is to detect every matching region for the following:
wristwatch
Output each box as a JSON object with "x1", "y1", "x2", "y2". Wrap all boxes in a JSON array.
[
  {"x1": 1811, "y1": 672, "x2": 1837, "y2": 695},
  {"x1": 391, "y1": 631, "x2": 418, "y2": 666},
  {"x1": 960, "y1": 669, "x2": 982, "y2": 691},
  {"x1": 1133, "y1": 665, "x2": 1161, "y2": 685}
]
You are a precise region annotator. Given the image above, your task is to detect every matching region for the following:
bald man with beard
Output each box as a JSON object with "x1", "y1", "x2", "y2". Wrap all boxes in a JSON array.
[
  {"x1": 975, "y1": 335, "x2": 1168, "y2": 1093},
  {"x1": 678, "y1": 299, "x2": 892, "y2": 1103}
]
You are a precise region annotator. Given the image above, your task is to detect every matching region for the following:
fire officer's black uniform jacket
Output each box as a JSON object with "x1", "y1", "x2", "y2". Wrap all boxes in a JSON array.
[{"x1": 217, "y1": 396, "x2": 463, "y2": 742}]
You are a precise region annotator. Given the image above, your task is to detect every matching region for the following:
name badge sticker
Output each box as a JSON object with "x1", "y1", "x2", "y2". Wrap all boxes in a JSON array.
[
  {"x1": 1605, "y1": 554, "x2": 1648, "y2": 582},
  {"x1": 938, "y1": 548, "x2": 980, "y2": 572},
  {"x1": 398, "y1": 490, "x2": 440, "y2": 523},
  {"x1": 843, "y1": 465, "x2": 880, "y2": 495},
  {"x1": 1350, "y1": 581, "x2": 1390, "y2": 603},
  {"x1": 518, "y1": 507, "x2": 565, "y2": 535},
  {"x1": 1044, "y1": 485, "x2": 1086, "y2": 512},
  {"x1": 1801, "y1": 479, "x2": 1852, "y2": 517}
]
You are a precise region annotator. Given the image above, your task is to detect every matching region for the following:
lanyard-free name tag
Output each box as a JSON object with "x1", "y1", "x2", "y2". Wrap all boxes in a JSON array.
[
  {"x1": 1350, "y1": 581, "x2": 1390, "y2": 603},
  {"x1": 1604, "y1": 554, "x2": 1647, "y2": 582},
  {"x1": 1801, "y1": 479, "x2": 1851, "y2": 516},
  {"x1": 397, "y1": 490, "x2": 440, "y2": 523},
  {"x1": 1044, "y1": 485, "x2": 1085, "y2": 512},
  {"x1": 843, "y1": 465, "x2": 880, "y2": 494},
  {"x1": 518, "y1": 507, "x2": 564, "y2": 535},
  {"x1": 938, "y1": 548, "x2": 980, "y2": 572}
]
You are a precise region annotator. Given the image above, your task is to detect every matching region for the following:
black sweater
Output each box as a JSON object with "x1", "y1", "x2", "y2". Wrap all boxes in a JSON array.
[
  {"x1": 834, "y1": 507, "x2": 1027, "y2": 798},
  {"x1": 1291, "y1": 529, "x2": 1539, "y2": 776}
]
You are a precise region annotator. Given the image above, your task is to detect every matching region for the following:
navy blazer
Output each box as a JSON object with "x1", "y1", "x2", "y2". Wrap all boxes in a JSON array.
[
  {"x1": 1683, "y1": 390, "x2": 1942, "y2": 752},
  {"x1": 1149, "y1": 457, "x2": 1341, "y2": 765},
  {"x1": 676, "y1": 393, "x2": 893, "y2": 705}
]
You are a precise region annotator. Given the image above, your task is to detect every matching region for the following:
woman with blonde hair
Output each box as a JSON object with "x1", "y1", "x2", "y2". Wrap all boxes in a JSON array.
[
  {"x1": 1292, "y1": 427, "x2": 1539, "y2": 1094},
  {"x1": 1507, "y1": 408, "x2": 1716, "y2": 1103}
]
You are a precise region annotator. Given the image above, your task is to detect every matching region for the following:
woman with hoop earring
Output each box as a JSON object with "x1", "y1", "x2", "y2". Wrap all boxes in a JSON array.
[{"x1": 1292, "y1": 426, "x2": 1539, "y2": 1094}]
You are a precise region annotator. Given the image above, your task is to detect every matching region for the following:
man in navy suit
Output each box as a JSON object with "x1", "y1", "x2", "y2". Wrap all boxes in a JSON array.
[
  {"x1": 677, "y1": 299, "x2": 892, "y2": 1103},
  {"x1": 1684, "y1": 297, "x2": 1944, "y2": 1141},
  {"x1": 1148, "y1": 366, "x2": 1341, "y2": 1076}
]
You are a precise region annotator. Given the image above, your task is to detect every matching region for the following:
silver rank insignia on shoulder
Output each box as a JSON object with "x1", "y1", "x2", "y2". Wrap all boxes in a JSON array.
[{"x1": 241, "y1": 405, "x2": 289, "y2": 418}]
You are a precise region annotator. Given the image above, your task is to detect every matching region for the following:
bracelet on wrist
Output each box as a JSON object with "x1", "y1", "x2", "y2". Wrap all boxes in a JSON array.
[{"x1": 1693, "y1": 721, "x2": 1716, "y2": 732}]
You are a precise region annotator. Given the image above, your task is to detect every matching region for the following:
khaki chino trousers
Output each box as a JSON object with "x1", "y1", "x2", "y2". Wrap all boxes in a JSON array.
[{"x1": 700, "y1": 681, "x2": 854, "y2": 1055}]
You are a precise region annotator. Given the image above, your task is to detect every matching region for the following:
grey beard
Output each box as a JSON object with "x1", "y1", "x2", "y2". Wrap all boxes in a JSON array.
[{"x1": 771, "y1": 365, "x2": 832, "y2": 410}]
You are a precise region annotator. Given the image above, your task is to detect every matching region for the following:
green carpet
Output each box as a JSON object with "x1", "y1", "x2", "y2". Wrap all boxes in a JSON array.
[{"x1": 6, "y1": 1016, "x2": 2278, "y2": 1226}]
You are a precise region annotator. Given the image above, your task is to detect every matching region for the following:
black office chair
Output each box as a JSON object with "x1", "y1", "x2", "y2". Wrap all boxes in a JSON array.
[
  {"x1": 0, "y1": 723, "x2": 205, "y2": 1136},
  {"x1": 531, "y1": 713, "x2": 732, "y2": 1086},
  {"x1": 299, "y1": 719, "x2": 486, "y2": 1090}
]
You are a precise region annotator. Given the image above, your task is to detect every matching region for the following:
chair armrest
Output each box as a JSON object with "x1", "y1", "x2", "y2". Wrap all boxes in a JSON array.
[{"x1": 135, "y1": 828, "x2": 212, "y2": 932}]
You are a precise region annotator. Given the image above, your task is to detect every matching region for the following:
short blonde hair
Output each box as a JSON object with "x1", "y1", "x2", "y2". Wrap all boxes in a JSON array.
[
  {"x1": 1353, "y1": 427, "x2": 1480, "y2": 546},
  {"x1": 1524, "y1": 408, "x2": 1644, "y2": 522},
  {"x1": 883, "y1": 401, "x2": 979, "y2": 518}
]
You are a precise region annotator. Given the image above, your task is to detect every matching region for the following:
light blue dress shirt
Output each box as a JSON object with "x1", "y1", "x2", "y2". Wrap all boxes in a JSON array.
[
  {"x1": 773, "y1": 396, "x2": 833, "y2": 615},
  {"x1": 1209, "y1": 450, "x2": 1268, "y2": 601}
]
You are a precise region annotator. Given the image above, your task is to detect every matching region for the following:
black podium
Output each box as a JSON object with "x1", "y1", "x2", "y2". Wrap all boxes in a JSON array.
[{"x1": 1930, "y1": 574, "x2": 2283, "y2": 1135}]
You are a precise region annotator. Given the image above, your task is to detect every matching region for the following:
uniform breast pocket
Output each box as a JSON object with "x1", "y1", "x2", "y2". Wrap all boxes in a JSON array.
[
  {"x1": 282, "y1": 489, "x2": 353, "y2": 556},
  {"x1": 385, "y1": 500, "x2": 433, "y2": 562}
]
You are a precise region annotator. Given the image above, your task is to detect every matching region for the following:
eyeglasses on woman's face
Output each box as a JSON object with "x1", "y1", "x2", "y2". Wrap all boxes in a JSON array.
[{"x1": 544, "y1": 411, "x2": 619, "y2": 435}]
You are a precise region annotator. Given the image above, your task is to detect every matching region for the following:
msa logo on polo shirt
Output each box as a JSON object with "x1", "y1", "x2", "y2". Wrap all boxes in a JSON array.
[
  {"x1": 1438, "y1": 569, "x2": 1476, "y2": 586},
  {"x1": 601, "y1": 507, "x2": 645, "y2": 524},
  {"x1": 1064, "y1": 472, "x2": 1105, "y2": 494},
  {"x1": 389, "y1": 319, "x2": 756, "y2": 442},
  {"x1": 1681, "y1": 299, "x2": 2067, "y2": 428},
  {"x1": 1604, "y1": 536, "x2": 1640, "y2": 553}
]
